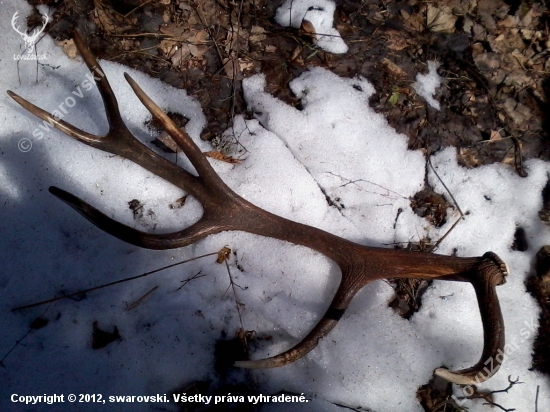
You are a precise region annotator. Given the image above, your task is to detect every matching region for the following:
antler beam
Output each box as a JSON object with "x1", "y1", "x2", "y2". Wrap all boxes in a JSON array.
[{"x1": 7, "y1": 30, "x2": 508, "y2": 385}]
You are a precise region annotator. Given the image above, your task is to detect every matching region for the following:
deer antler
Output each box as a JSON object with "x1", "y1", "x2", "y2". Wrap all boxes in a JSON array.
[
  {"x1": 11, "y1": 12, "x2": 26, "y2": 37},
  {"x1": 7, "y1": 30, "x2": 509, "y2": 385}
]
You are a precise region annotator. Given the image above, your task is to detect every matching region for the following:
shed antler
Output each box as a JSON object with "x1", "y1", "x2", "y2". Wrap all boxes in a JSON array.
[{"x1": 8, "y1": 30, "x2": 508, "y2": 385}]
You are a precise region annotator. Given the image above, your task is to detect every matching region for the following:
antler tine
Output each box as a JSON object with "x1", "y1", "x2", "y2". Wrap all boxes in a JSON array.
[
  {"x1": 7, "y1": 90, "x2": 101, "y2": 144},
  {"x1": 49, "y1": 187, "x2": 222, "y2": 249},
  {"x1": 7, "y1": 29, "x2": 123, "y2": 147},
  {"x1": 123, "y1": 73, "x2": 227, "y2": 189},
  {"x1": 435, "y1": 252, "x2": 507, "y2": 385},
  {"x1": 71, "y1": 29, "x2": 124, "y2": 131},
  {"x1": 235, "y1": 274, "x2": 365, "y2": 369}
]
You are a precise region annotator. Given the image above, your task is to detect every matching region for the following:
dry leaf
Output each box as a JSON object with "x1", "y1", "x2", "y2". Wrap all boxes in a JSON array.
[
  {"x1": 222, "y1": 57, "x2": 242, "y2": 80},
  {"x1": 159, "y1": 25, "x2": 209, "y2": 63},
  {"x1": 216, "y1": 246, "x2": 231, "y2": 264},
  {"x1": 205, "y1": 150, "x2": 242, "y2": 164},
  {"x1": 458, "y1": 147, "x2": 482, "y2": 168},
  {"x1": 290, "y1": 46, "x2": 302, "y2": 61},
  {"x1": 427, "y1": 5, "x2": 457, "y2": 34},
  {"x1": 225, "y1": 25, "x2": 248, "y2": 53},
  {"x1": 379, "y1": 58, "x2": 408, "y2": 78},
  {"x1": 489, "y1": 130, "x2": 502, "y2": 141},
  {"x1": 159, "y1": 23, "x2": 187, "y2": 40},
  {"x1": 400, "y1": 9, "x2": 424, "y2": 32},
  {"x1": 238, "y1": 58, "x2": 254, "y2": 72},
  {"x1": 249, "y1": 26, "x2": 267, "y2": 44},
  {"x1": 56, "y1": 39, "x2": 78, "y2": 59},
  {"x1": 300, "y1": 19, "x2": 316, "y2": 42},
  {"x1": 386, "y1": 29, "x2": 412, "y2": 51}
]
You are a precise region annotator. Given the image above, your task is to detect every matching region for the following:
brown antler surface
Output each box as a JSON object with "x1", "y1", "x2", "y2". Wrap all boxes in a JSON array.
[{"x1": 7, "y1": 30, "x2": 509, "y2": 385}]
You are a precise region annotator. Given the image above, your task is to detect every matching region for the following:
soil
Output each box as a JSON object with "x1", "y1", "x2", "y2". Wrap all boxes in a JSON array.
[{"x1": 23, "y1": 0, "x2": 550, "y2": 410}]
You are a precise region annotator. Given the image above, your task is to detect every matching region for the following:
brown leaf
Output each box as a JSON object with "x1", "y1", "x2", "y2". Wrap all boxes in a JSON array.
[
  {"x1": 400, "y1": 9, "x2": 424, "y2": 33},
  {"x1": 216, "y1": 246, "x2": 231, "y2": 264},
  {"x1": 427, "y1": 5, "x2": 457, "y2": 34},
  {"x1": 222, "y1": 57, "x2": 242, "y2": 80},
  {"x1": 379, "y1": 58, "x2": 408, "y2": 78},
  {"x1": 489, "y1": 130, "x2": 502, "y2": 141},
  {"x1": 205, "y1": 150, "x2": 242, "y2": 164},
  {"x1": 290, "y1": 46, "x2": 303, "y2": 61},
  {"x1": 56, "y1": 39, "x2": 78, "y2": 59},
  {"x1": 300, "y1": 19, "x2": 316, "y2": 42},
  {"x1": 386, "y1": 29, "x2": 412, "y2": 51},
  {"x1": 249, "y1": 26, "x2": 267, "y2": 44}
]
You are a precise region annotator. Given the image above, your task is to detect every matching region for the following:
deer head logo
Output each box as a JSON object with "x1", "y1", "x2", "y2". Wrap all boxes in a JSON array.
[{"x1": 11, "y1": 10, "x2": 49, "y2": 54}]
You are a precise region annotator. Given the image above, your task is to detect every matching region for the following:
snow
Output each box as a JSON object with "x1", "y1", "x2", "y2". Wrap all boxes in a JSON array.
[
  {"x1": 1, "y1": 0, "x2": 549, "y2": 411},
  {"x1": 414, "y1": 61, "x2": 442, "y2": 110},
  {"x1": 275, "y1": 0, "x2": 348, "y2": 54}
]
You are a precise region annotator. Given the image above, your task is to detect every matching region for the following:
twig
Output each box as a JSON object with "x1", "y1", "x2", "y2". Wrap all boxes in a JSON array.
[
  {"x1": 125, "y1": 285, "x2": 159, "y2": 311},
  {"x1": 332, "y1": 401, "x2": 370, "y2": 411},
  {"x1": 12, "y1": 252, "x2": 219, "y2": 311},
  {"x1": 326, "y1": 171, "x2": 408, "y2": 199},
  {"x1": 510, "y1": 135, "x2": 528, "y2": 177},
  {"x1": 123, "y1": 0, "x2": 153, "y2": 18},
  {"x1": 175, "y1": 270, "x2": 206, "y2": 291},
  {"x1": 428, "y1": 157, "x2": 464, "y2": 216},
  {"x1": 454, "y1": 375, "x2": 522, "y2": 412},
  {"x1": 480, "y1": 376, "x2": 522, "y2": 412},
  {"x1": 427, "y1": 157, "x2": 464, "y2": 252},
  {"x1": 219, "y1": 248, "x2": 248, "y2": 349},
  {"x1": 1, "y1": 303, "x2": 52, "y2": 367}
]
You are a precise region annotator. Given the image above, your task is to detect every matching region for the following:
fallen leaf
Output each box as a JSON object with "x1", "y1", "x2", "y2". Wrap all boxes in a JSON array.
[
  {"x1": 400, "y1": 9, "x2": 424, "y2": 32},
  {"x1": 300, "y1": 19, "x2": 316, "y2": 42},
  {"x1": 205, "y1": 150, "x2": 242, "y2": 164},
  {"x1": 216, "y1": 247, "x2": 231, "y2": 264},
  {"x1": 379, "y1": 58, "x2": 408, "y2": 78},
  {"x1": 222, "y1": 57, "x2": 242, "y2": 80},
  {"x1": 56, "y1": 39, "x2": 78, "y2": 59},
  {"x1": 427, "y1": 5, "x2": 457, "y2": 34},
  {"x1": 249, "y1": 26, "x2": 267, "y2": 43},
  {"x1": 489, "y1": 130, "x2": 502, "y2": 141}
]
